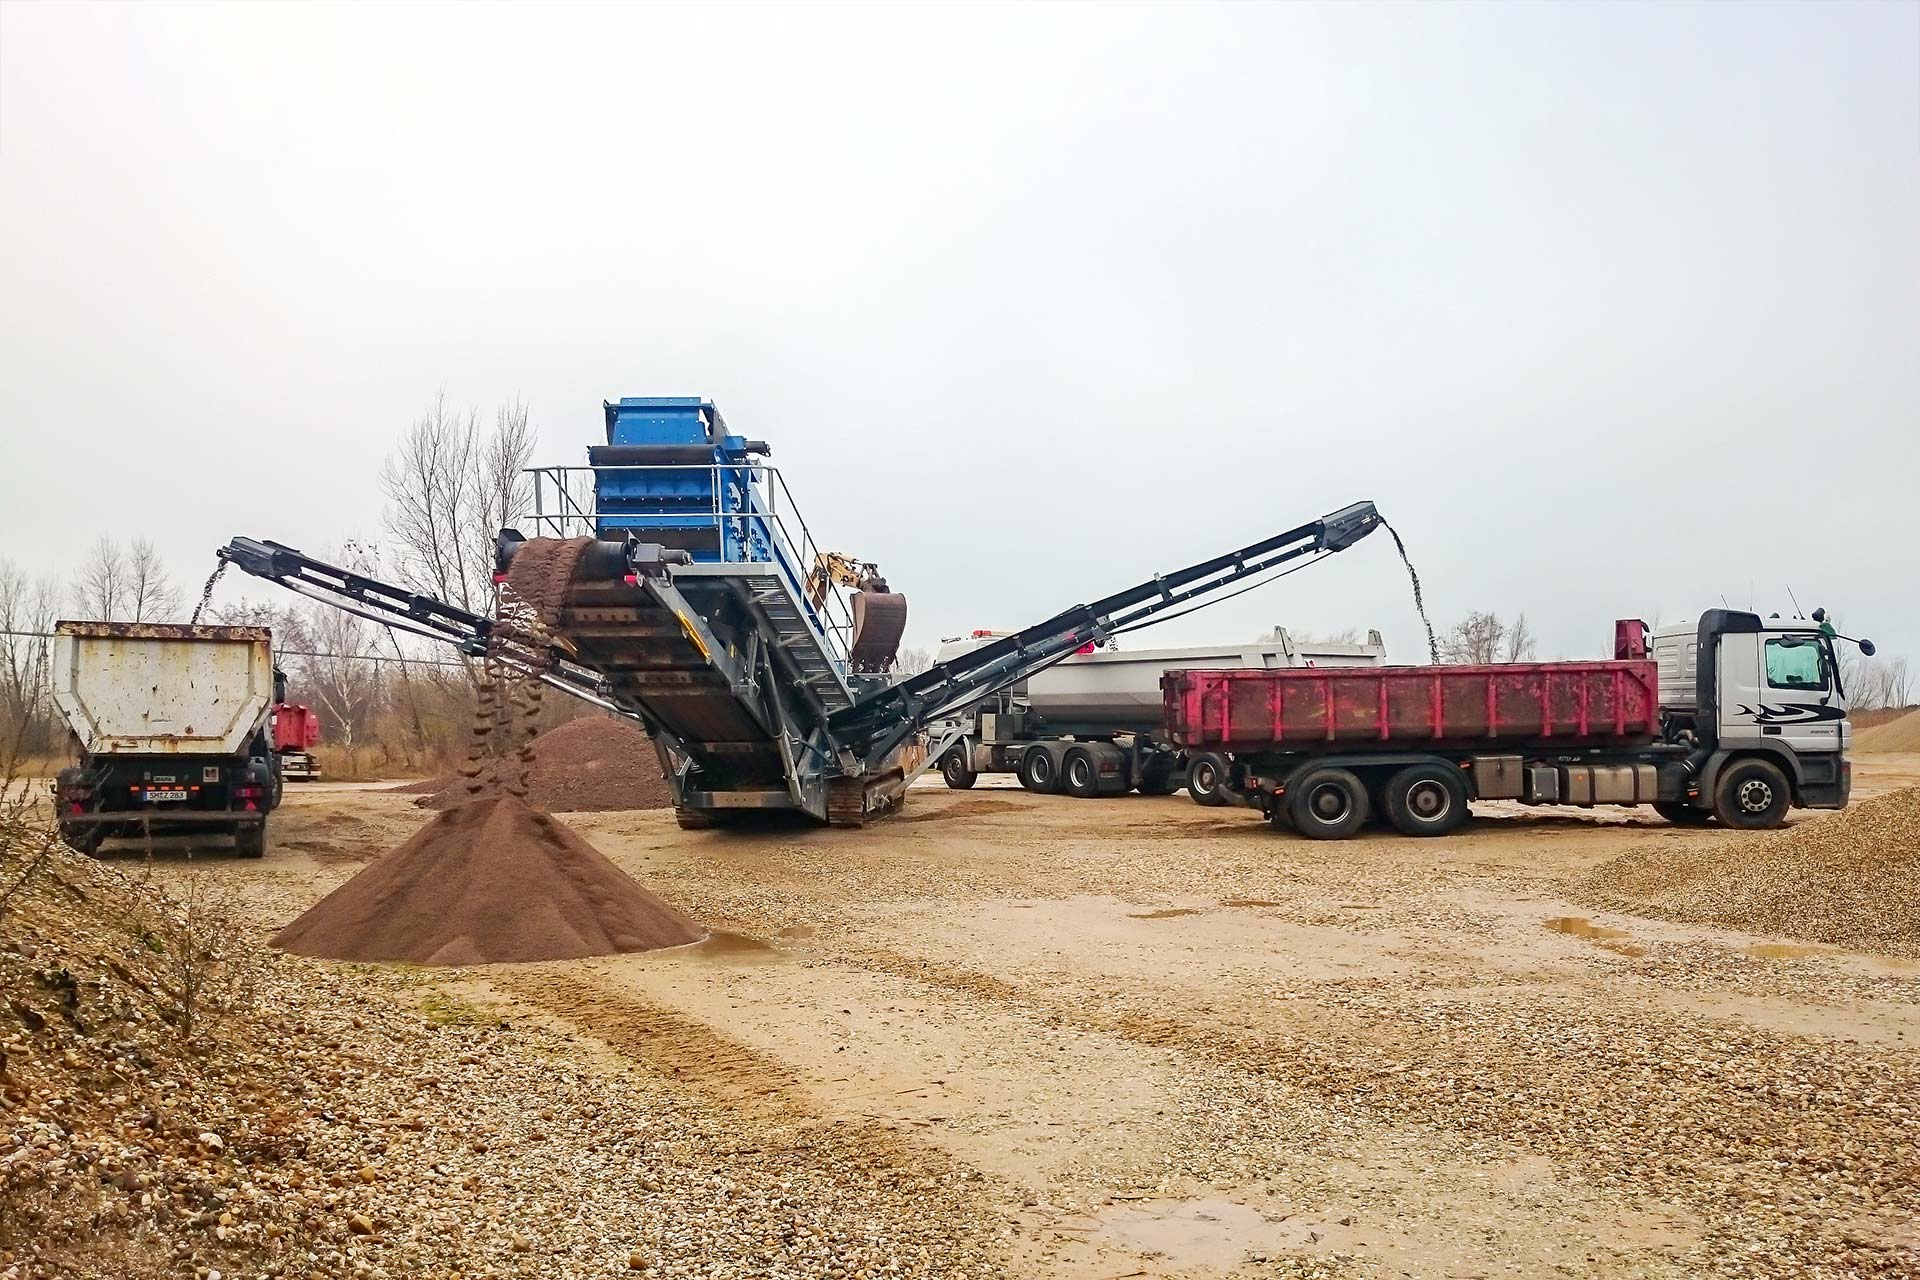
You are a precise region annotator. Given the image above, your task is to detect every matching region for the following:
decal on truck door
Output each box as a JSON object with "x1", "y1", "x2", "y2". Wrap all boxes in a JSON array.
[{"x1": 1735, "y1": 702, "x2": 1846, "y2": 724}]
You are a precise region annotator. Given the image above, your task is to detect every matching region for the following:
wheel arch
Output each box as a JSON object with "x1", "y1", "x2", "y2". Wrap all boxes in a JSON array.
[{"x1": 1700, "y1": 745, "x2": 1805, "y2": 803}]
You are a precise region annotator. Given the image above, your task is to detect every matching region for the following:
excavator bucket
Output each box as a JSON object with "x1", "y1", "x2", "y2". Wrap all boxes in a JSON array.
[{"x1": 848, "y1": 591, "x2": 908, "y2": 673}]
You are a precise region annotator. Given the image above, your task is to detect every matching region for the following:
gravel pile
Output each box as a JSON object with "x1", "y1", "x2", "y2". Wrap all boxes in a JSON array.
[
  {"x1": 274, "y1": 795, "x2": 703, "y2": 964},
  {"x1": 1577, "y1": 784, "x2": 1920, "y2": 953},
  {"x1": 409, "y1": 715, "x2": 673, "y2": 812},
  {"x1": 1856, "y1": 708, "x2": 1920, "y2": 752}
]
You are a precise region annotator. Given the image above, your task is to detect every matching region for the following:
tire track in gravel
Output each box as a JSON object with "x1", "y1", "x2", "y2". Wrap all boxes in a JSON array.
[
  {"x1": 486, "y1": 967, "x2": 1014, "y2": 1271},
  {"x1": 838, "y1": 944, "x2": 1920, "y2": 1279}
]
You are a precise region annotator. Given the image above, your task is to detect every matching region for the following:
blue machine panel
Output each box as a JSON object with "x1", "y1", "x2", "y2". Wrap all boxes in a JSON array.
[{"x1": 592, "y1": 397, "x2": 773, "y2": 563}]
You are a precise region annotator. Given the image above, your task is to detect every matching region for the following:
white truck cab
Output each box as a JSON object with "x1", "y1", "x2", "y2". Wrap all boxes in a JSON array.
[{"x1": 1651, "y1": 609, "x2": 1862, "y2": 820}]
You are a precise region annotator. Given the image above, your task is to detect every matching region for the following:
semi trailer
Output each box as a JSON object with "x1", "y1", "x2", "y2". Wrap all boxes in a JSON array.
[
  {"x1": 931, "y1": 630, "x2": 1388, "y2": 802},
  {"x1": 50, "y1": 622, "x2": 283, "y2": 856},
  {"x1": 1165, "y1": 611, "x2": 1870, "y2": 838}
]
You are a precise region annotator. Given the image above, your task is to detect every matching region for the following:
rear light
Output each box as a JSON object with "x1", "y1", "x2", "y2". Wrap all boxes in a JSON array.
[
  {"x1": 492, "y1": 572, "x2": 508, "y2": 584},
  {"x1": 67, "y1": 802, "x2": 84, "y2": 817},
  {"x1": 623, "y1": 574, "x2": 639, "y2": 586}
]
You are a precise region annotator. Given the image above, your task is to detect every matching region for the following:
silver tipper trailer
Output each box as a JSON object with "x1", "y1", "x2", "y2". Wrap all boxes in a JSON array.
[{"x1": 929, "y1": 628, "x2": 1388, "y2": 803}]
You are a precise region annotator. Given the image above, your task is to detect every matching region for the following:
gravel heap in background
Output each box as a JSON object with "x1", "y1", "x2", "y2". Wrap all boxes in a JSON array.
[
  {"x1": 1856, "y1": 708, "x2": 1920, "y2": 752},
  {"x1": 407, "y1": 715, "x2": 673, "y2": 812},
  {"x1": 1578, "y1": 784, "x2": 1920, "y2": 953},
  {"x1": 273, "y1": 795, "x2": 704, "y2": 965},
  {"x1": 0, "y1": 837, "x2": 997, "y2": 1278}
]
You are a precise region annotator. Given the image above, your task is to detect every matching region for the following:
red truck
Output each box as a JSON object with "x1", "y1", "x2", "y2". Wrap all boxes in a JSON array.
[
  {"x1": 1163, "y1": 610, "x2": 1866, "y2": 838},
  {"x1": 272, "y1": 703, "x2": 322, "y2": 782}
]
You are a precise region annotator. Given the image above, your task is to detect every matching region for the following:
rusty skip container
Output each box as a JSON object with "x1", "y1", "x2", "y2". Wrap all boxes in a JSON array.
[
  {"x1": 1164, "y1": 660, "x2": 1660, "y2": 753},
  {"x1": 51, "y1": 622, "x2": 275, "y2": 757}
]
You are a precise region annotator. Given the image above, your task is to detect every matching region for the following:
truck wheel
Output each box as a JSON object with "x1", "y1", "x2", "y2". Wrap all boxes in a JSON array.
[
  {"x1": 1287, "y1": 767, "x2": 1368, "y2": 840},
  {"x1": 1381, "y1": 763, "x2": 1468, "y2": 837},
  {"x1": 62, "y1": 826, "x2": 104, "y2": 856},
  {"x1": 1712, "y1": 759, "x2": 1791, "y2": 830},
  {"x1": 1019, "y1": 746, "x2": 1060, "y2": 794},
  {"x1": 1653, "y1": 801, "x2": 1712, "y2": 826},
  {"x1": 1186, "y1": 753, "x2": 1229, "y2": 807},
  {"x1": 1062, "y1": 747, "x2": 1102, "y2": 798},
  {"x1": 233, "y1": 823, "x2": 267, "y2": 858},
  {"x1": 940, "y1": 751, "x2": 978, "y2": 790}
]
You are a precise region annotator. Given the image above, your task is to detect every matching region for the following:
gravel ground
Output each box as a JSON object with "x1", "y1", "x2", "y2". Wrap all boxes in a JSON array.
[{"x1": 10, "y1": 757, "x2": 1918, "y2": 1279}]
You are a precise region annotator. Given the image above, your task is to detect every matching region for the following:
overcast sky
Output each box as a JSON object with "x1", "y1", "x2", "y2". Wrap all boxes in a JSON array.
[{"x1": 2, "y1": 1, "x2": 1915, "y2": 666}]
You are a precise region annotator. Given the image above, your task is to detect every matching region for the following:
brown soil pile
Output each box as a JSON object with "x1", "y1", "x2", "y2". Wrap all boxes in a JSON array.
[
  {"x1": 274, "y1": 795, "x2": 702, "y2": 964},
  {"x1": 1578, "y1": 785, "x2": 1920, "y2": 954},
  {"x1": 1857, "y1": 709, "x2": 1920, "y2": 753},
  {"x1": 411, "y1": 714, "x2": 673, "y2": 812}
]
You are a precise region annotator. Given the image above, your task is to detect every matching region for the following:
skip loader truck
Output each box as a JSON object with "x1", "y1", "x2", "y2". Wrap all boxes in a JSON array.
[{"x1": 1165, "y1": 611, "x2": 1874, "y2": 838}]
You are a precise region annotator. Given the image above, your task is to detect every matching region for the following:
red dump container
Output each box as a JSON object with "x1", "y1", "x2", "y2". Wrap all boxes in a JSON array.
[
  {"x1": 1164, "y1": 661, "x2": 1659, "y2": 752},
  {"x1": 272, "y1": 703, "x2": 321, "y2": 752}
]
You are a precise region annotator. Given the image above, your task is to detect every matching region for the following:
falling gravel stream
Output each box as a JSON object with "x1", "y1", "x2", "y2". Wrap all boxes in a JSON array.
[{"x1": 1382, "y1": 519, "x2": 1440, "y2": 664}]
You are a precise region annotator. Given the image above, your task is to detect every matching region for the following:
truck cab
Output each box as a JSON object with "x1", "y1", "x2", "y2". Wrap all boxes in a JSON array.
[{"x1": 1653, "y1": 609, "x2": 1854, "y2": 815}]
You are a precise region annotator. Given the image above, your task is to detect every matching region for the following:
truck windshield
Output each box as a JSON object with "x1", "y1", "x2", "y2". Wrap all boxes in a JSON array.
[{"x1": 1765, "y1": 637, "x2": 1829, "y2": 692}]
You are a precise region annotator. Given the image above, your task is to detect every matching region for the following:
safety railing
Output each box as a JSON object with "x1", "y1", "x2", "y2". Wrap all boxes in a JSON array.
[{"x1": 522, "y1": 463, "x2": 858, "y2": 672}]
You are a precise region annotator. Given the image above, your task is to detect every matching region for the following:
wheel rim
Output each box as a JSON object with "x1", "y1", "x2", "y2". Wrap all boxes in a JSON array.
[
  {"x1": 1306, "y1": 782, "x2": 1352, "y2": 823},
  {"x1": 1030, "y1": 756, "x2": 1052, "y2": 785},
  {"x1": 1406, "y1": 780, "x2": 1451, "y2": 822},
  {"x1": 1736, "y1": 777, "x2": 1775, "y2": 814},
  {"x1": 944, "y1": 756, "x2": 963, "y2": 782},
  {"x1": 1068, "y1": 758, "x2": 1091, "y2": 788},
  {"x1": 1192, "y1": 762, "x2": 1216, "y2": 793}
]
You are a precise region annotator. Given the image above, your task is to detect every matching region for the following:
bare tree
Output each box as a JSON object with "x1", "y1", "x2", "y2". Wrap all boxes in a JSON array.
[
  {"x1": 1439, "y1": 611, "x2": 1538, "y2": 664},
  {"x1": 296, "y1": 602, "x2": 382, "y2": 760},
  {"x1": 380, "y1": 390, "x2": 534, "y2": 620},
  {"x1": 0, "y1": 559, "x2": 62, "y2": 757},
  {"x1": 126, "y1": 538, "x2": 183, "y2": 622},
  {"x1": 1886, "y1": 656, "x2": 1914, "y2": 710},
  {"x1": 895, "y1": 646, "x2": 934, "y2": 676},
  {"x1": 1502, "y1": 612, "x2": 1538, "y2": 663},
  {"x1": 73, "y1": 536, "x2": 129, "y2": 621}
]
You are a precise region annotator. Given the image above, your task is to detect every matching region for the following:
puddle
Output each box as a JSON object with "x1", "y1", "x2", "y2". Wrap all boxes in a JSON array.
[
  {"x1": 1094, "y1": 1197, "x2": 1324, "y2": 1268},
  {"x1": 1129, "y1": 908, "x2": 1203, "y2": 920},
  {"x1": 686, "y1": 930, "x2": 784, "y2": 964},
  {"x1": 1222, "y1": 898, "x2": 1284, "y2": 908},
  {"x1": 1745, "y1": 942, "x2": 1836, "y2": 960},
  {"x1": 1544, "y1": 916, "x2": 1631, "y2": 941}
]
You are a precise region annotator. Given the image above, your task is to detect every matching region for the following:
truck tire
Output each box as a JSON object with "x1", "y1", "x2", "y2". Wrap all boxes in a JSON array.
[
  {"x1": 940, "y1": 750, "x2": 978, "y2": 790},
  {"x1": 1019, "y1": 746, "x2": 1060, "y2": 794},
  {"x1": 1654, "y1": 801, "x2": 1712, "y2": 826},
  {"x1": 1186, "y1": 753, "x2": 1229, "y2": 807},
  {"x1": 1287, "y1": 767, "x2": 1369, "y2": 840},
  {"x1": 62, "y1": 825, "x2": 104, "y2": 856},
  {"x1": 1381, "y1": 763, "x2": 1468, "y2": 837},
  {"x1": 1062, "y1": 747, "x2": 1102, "y2": 798},
  {"x1": 1711, "y1": 759, "x2": 1791, "y2": 830},
  {"x1": 233, "y1": 822, "x2": 267, "y2": 859}
]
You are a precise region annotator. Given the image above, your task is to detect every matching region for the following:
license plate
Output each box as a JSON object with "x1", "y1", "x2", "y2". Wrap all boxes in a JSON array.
[{"x1": 145, "y1": 789, "x2": 189, "y2": 802}]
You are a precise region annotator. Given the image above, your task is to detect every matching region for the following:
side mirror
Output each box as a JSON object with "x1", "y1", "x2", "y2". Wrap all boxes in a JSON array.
[{"x1": 1859, "y1": 638, "x2": 1877, "y2": 657}]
